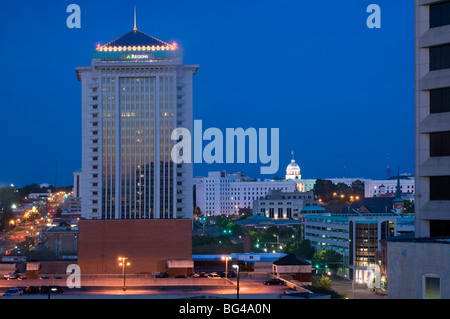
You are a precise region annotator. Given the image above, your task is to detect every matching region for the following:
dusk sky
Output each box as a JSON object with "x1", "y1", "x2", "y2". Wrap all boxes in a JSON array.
[{"x1": 0, "y1": 0, "x2": 414, "y2": 187}]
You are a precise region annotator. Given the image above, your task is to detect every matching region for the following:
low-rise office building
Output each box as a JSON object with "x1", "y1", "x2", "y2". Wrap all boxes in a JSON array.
[
  {"x1": 302, "y1": 195, "x2": 414, "y2": 283},
  {"x1": 252, "y1": 189, "x2": 315, "y2": 220}
]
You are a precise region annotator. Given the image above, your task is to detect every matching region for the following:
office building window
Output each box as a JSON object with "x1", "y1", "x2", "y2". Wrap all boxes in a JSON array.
[
  {"x1": 430, "y1": 44, "x2": 450, "y2": 71},
  {"x1": 430, "y1": 176, "x2": 450, "y2": 200},
  {"x1": 430, "y1": 2, "x2": 450, "y2": 28},
  {"x1": 430, "y1": 87, "x2": 450, "y2": 113},
  {"x1": 430, "y1": 131, "x2": 450, "y2": 156},
  {"x1": 423, "y1": 274, "x2": 440, "y2": 299},
  {"x1": 430, "y1": 220, "x2": 450, "y2": 237}
]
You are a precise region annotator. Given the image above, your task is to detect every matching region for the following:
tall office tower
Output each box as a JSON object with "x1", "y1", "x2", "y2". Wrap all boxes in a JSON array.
[
  {"x1": 385, "y1": 1, "x2": 450, "y2": 299},
  {"x1": 76, "y1": 26, "x2": 198, "y2": 221},
  {"x1": 415, "y1": 1, "x2": 450, "y2": 237},
  {"x1": 76, "y1": 23, "x2": 198, "y2": 275}
]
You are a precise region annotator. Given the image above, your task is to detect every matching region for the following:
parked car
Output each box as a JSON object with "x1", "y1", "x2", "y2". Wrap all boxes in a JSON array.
[
  {"x1": 227, "y1": 271, "x2": 236, "y2": 278},
  {"x1": 49, "y1": 286, "x2": 64, "y2": 294},
  {"x1": 4, "y1": 272, "x2": 19, "y2": 280},
  {"x1": 156, "y1": 272, "x2": 169, "y2": 278},
  {"x1": 53, "y1": 276, "x2": 63, "y2": 280},
  {"x1": 192, "y1": 273, "x2": 201, "y2": 278},
  {"x1": 39, "y1": 286, "x2": 50, "y2": 293},
  {"x1": 25, "y1": 286, "x2": 40, "y2": 294},
  {"x1": 263, "y1": 279, "x2": 285, "y2": 286},
  {"x1": 17, "y1": 276, "x2": 27, "y2": 280},
  {"x1": 207, "y1": 273, "x2": 221, "y2": 279},
  {"x1": 3, "y1": 288, "x2": 24, "y2": 296},
  {"x1": 40, "y1": 276, "x2": 50, "y2": 280}
]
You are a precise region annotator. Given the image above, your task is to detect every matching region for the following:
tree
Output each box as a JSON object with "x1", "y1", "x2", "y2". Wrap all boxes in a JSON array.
[
  {"x1": 313, "y1": 179, "x2": 335, "y2": 199},
  {"x1": 318, "y1": 274, "x2": 332, "y2": 290},
  {"x1": 0, "y1": 186, "x2": 22, "y2": 210},
  {"x1": 16, "y1": 183, "x2": 44, "y2": 198},
  {"x1": 283, "y1": 239, "x2": 316, "y2": 260},
  {"x1": 215, "y1": 215, "x2": 230, "y2": 228},
  {"x1": 280, "y1": 227, "x2": 295, "y2": 239},
  {"x1": 0, "y1": 210, "x2": 15, "y2": 231},
  {"x1": 313, "y1": 249, "x2": 343, "y2": 271},
  {"x1": 351, "y1": 180, "x2": 365, "y2": 197},
  {"x1": 261, "y1": 226, "x2": 279, "y2": 243},
  {"x1": 404, "y1": 200, "x2": 415, "y2": 214}
]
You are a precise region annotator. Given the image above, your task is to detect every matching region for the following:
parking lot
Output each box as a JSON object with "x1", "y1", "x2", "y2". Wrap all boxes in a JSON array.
[{"x1": 0, "y1": 274, "x2": 301, "y2": 298}]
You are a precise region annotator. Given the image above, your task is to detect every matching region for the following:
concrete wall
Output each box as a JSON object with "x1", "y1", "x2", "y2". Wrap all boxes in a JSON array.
[
  {"x1": 77, "y1": 219, "x2": 192, "y2": 274},
  {"x1": 387, "y1": 240, "x2": 450, "y2": 299}
]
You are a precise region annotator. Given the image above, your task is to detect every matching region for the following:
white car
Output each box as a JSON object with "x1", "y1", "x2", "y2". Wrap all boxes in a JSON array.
[
  {"x1": 207, "y1": 273, "x2": 221, "y2": 279},
  {"x1": 3, "y1": 288, "x2": 23, "y2": 296},
  {"x1": 3, "y1": 273, "x2": 18, "y2": 280}
]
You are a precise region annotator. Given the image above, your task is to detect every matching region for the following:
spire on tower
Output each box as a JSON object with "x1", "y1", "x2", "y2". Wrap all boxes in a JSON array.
[
  {"x1": 395, "y1": 168, "x2": 402, "y2": 199},
  {"x1": 133, "y1": 5, "x2": 137, "y2": 31}
]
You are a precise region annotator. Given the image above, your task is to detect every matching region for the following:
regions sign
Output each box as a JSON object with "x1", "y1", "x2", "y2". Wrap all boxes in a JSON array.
[{"x1": 121, "y1": 53, "x2": 154, "y2": 60}]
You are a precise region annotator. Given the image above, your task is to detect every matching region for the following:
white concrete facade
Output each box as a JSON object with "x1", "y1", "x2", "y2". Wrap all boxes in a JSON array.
[
  {"x1": 76, "y1": 30, "x2": 197, "y2": 220},
  {"x1": 364, "y1": 176, "x2": 415, "y2": 198},
  {"x1": 194, "y1": 171, "x2": 297, "y2": 216},
  {"x1": 386, "y1": 0, "x2": 450, "y2": 299}
]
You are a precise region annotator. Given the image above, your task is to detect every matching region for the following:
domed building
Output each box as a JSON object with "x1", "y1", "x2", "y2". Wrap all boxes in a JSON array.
[
  {"x1": 285, "y1": 152, "x2": 301, "y2": 180},
  {"x1": 284, "y1": 151, "x2": 313, "y2": 192}
]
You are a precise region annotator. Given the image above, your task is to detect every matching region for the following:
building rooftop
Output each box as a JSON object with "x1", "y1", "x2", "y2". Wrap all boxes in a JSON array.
[
  {"x1": 323, "y1": 197, "x2": 399, "y2": 214},
  {"x1": 273, "y1": 254, "x2": 311, "y2": 266},
  {"x1": 382, "y1": 233, "x2": 450, "y2": 244},
  {"x1": 96, "y1": 29, "x2": 177, "y2": 52}
]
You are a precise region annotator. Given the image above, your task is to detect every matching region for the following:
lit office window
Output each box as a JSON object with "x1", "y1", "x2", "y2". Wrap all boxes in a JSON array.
[{"x1": 423, "y1": 274, "x2": 440, "y2": 299}]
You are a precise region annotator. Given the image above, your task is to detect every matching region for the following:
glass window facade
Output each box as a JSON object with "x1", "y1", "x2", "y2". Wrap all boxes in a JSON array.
[
  {"x1": 430, "y1": 131, "x2": 450, "y2": 157},
  {"x1": 101, "y1": 76, "x2": 177, "y2": 219},
  {"x1": 354, "y1": 223, "x2": 377, "y2": 267},
  {"x1": 102, "y1": 77, "x2": 117, "y2": 219},
  {"x1": 430, "y1": 2, "x2": 450, "y2": 28},
  {"x1": 430, "y1": 44, "x2": 450, "y2": 71},
  {"x1": 430, "y1": 176, "x2": 450, "y2": 200},
  {"x1": 430, "y1": 87, "x2": 450, "y2": 114}
]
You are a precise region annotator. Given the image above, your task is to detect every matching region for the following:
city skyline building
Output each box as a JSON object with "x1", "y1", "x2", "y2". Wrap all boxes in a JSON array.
[
  {"x1": 385, "y1": 0, "x2": 450, "y2": 299},
  {"x1": 76, "y1": 25, "x2": 198, "y2": 220},
  {"x1": 76, "y1": 20, "x2": 196, "y2": 275}
]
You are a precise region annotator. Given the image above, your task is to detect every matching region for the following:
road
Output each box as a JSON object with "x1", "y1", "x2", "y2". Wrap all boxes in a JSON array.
[{"x1": 328, "y1": 275, "x2": 387, "y2": 299}]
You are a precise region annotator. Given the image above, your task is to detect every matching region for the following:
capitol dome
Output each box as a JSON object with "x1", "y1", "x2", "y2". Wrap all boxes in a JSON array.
[
  {"x1": 287, "y1": 160, "x2": 300, "y2": 174},
  {"x1": 285, "y1": 151, "x2": 301, "y2": 179}
]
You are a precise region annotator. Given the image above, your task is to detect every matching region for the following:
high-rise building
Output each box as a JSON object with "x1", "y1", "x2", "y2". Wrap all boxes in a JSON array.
[
  {"x1": 76, "y1": 26, "x2": 198, "y2": 221},
  {"x1": 76, "y1": 21, "x2": 197, "y2": 275},
  {"x1": 385, "y1": 1, "x2": 450, "y2": 299}
]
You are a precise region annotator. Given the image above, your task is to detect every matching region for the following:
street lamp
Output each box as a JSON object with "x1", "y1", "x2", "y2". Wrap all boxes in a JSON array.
[
  {"x1": 47, "y1": 287, "x2": 57, "y2": 299},
  {"x1": 118, "y1": 257, "x2": 131, "y2": 291},
  {"x1": 232, "y1": 264, "x2": 240, "y2": 300},
  {"x1": 222, "y1": 256, "x2": 231, "y2": 279}
]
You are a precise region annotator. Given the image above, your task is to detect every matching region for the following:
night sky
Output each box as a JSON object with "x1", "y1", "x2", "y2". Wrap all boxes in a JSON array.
[{"x1": 0, "y1": 0, "x2": 414, "y2": 187}]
